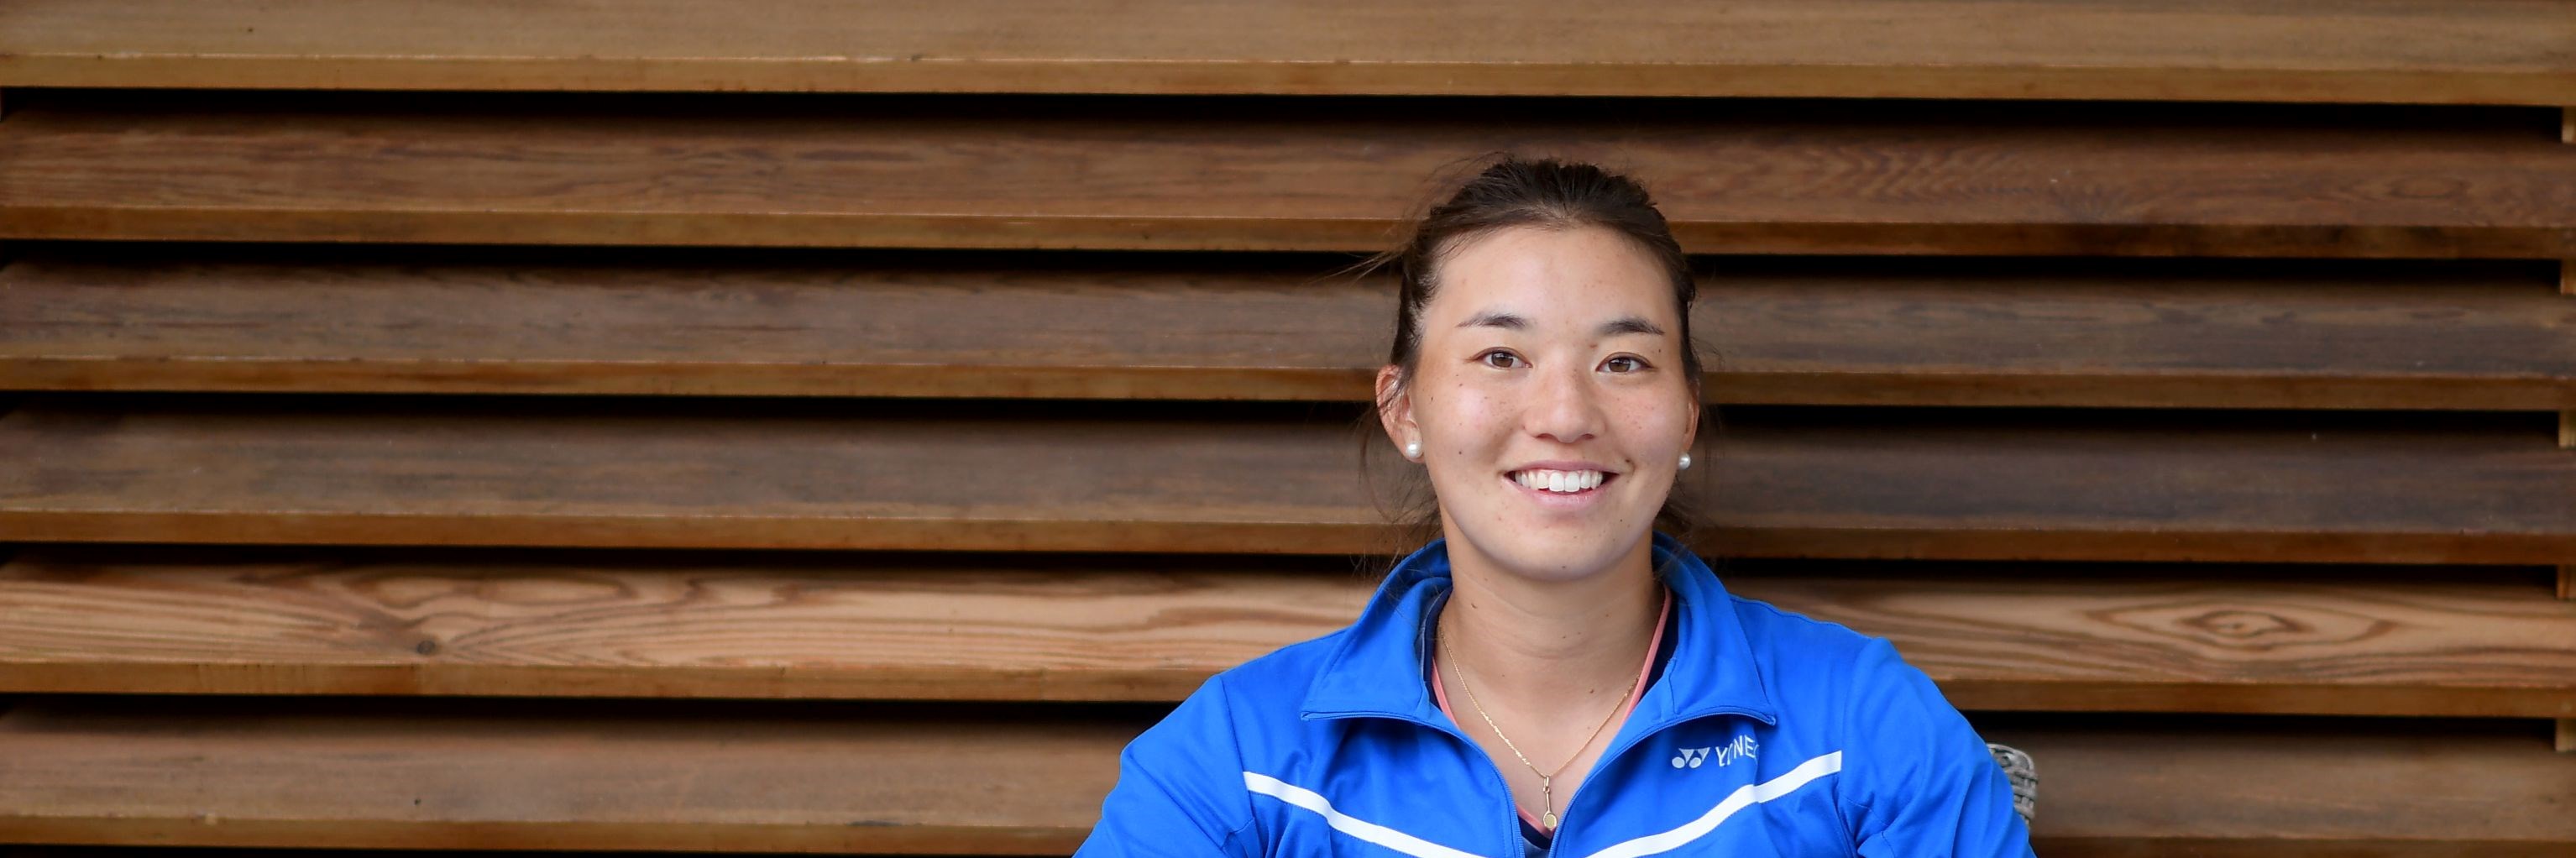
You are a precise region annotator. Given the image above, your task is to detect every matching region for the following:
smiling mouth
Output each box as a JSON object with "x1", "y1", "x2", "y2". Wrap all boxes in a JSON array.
[{"x1": 1507, "y1": 468, "x2": 1614, "y2": 494}]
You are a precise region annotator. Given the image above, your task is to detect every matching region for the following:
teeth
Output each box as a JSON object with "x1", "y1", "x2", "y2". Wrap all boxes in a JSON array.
[{"x1": 1512, "y1": 469, "x2": 1605, "y2": 494}]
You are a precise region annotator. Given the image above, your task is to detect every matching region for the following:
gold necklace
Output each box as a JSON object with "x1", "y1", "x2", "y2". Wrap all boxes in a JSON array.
[{"x1": 1444, "y1": 631, "x2": 1643, "y2": 831}]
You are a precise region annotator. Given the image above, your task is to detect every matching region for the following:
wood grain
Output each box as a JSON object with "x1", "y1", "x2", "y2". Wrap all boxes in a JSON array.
[
  {"x1": 5, "y1": 250, "x2": 2571, "y2": 409},
  {"x1": 0, "y1": 548, "x2": 2568, "y2": 716},
  {"x1": 1987, "y1": 716, "x2": 2576, "y2": 856},
  {"x1": 1, "y1": 698, "x2": 2568, "y2": 854},
  {"x1": 0, "y1": 549, "x2": 1372, "y2": 702},
  {"x1": 2, "y1": 398, "x2": 2569, "y2": 563},
  {"x1": 0, "y1": 249, "x2": 1393, "y2": 401},
  {"x1": 1708, "y1": 409, "x2": 2576, "y2": 564},
  {"x1": 3, "y1": 93, "x2": 2571, "y2": 257},
  {"x1": 1741, "y1": 568, "x2": 2576, "y2": 718},
  {"x1": 1, "y1": 1, "x2": 2568, "y2": 104},
  {"x1": 0, "y1": 698, "x2": 1120, "y2": 853}
]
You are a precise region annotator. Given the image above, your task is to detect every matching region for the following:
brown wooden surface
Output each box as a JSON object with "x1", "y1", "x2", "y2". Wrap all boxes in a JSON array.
[
  {"x1": 3, "y1": 398, "x2": 2570, "y2": 563},
  {"x1": 2, "y1": 1, "x2": 2569, "y2": 104},
  {"x1": 0, "y1": 249, "x2": 1392, "y2": 402},
  {"x1": 1984, "y1": 716, "x2": 2576, "y2": 856},
  {"x1": 1748, "y1": 566, "x2": 2576, "y2": 719},
  {"x1": 0, "y1": 698, "x2": 1120, "y2": 853},
  {"x1": 0, "y1": 698, "x2": 2568, "y2": 854},
  {"x1": 1, "y1": 547, "x2": 2569, "y2": 716},
  {"x1": 0, "y1": 549, "x2": 1369, "y2": 703},
  {"x1": 6, "y1": 250, "x2": 2572, "y2": 409},
  {"x1": 4, "y1": 94, "x2": 2572, "y2": 258}
]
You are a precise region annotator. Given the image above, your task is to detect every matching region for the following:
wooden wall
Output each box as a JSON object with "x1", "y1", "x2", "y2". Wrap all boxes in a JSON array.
[{"x1": 1, "y1": 2, "x2": 2573, "y2": 855}]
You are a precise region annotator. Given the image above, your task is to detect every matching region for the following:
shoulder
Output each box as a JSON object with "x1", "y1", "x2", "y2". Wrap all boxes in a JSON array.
[
  {"x1": 1721, "y1": 594, "x2": 1952, "y2": 746},
  {"x1": 1085, "y1": 630, "x2": 1358, "y2": 857},
  {"x1": 1123, "y1": 627, "x2": 1353, "y2": 765},
  {"x1": 1726, "y1": 594, "x2": 1901, "y2": 686}
]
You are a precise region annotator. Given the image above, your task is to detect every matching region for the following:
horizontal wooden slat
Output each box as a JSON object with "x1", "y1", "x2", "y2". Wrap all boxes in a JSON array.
[
  {"x1": 1982, "y1": 715, "x2": 2576, "y2": 857},
  {"x1": 7, "y1": 250, "x2": 2572, "y2": 409},
  {"x1": 2, "y1": 398, "x2": 2569, "y2": 563},
  {"x1": 0, "y1": 249, "x2": 1389, "y2": 401},
  {"x1": 1, "y1": 852, "x2": 822, "y2": 858},
  {"x1": 1753, "y1": 566, "x2": 2576, "y2": 719},
  {"x1": 1, "y1": 548, "x2": 2568, "y2": 717},
  {"x1": 1709, "y1": 259, "x2": 2576, "y2": 411},
  {"x1": 2, "y1": 1, "x2": 2569, "y2": 105},
  {"x1": 0, "y1": 852, "x2": 861, "y2": 858},
  {"x1": 4, "y1": 95, "x2": 2571, "y2": 258},
  {"x1": 0, "y1": 549, "x2": 1367, "y2": 703},
  {"x1": 0, "y1": 698, "x2": 1121, "y2": 854},
  {"x1": 1, "y1": 699, "x2": 2568, "y2": 855}
]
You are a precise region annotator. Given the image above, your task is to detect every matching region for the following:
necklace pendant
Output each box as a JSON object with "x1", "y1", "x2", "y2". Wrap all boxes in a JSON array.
[{"x1": 1542, "y1": 811, "x2": 1558, "y2": 829}]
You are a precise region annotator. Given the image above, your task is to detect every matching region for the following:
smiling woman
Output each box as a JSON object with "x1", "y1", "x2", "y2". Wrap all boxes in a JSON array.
[{"x1": 1077, "y1": 158, "x2": 2034, "y2": 858}]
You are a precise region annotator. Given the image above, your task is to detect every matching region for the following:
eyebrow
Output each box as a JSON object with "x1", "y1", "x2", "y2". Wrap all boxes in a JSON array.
[
  {"x1": 1598, "y1": 316, "x2": 1667, "y2": 337},
  {"x1": 1456, "y1": 311, "x2": 1665, "y2": 338}
]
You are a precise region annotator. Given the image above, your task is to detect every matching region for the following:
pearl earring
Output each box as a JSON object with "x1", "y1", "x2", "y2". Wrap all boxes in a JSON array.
[
  {"x1": 1678, "y1": 453, "x2": 1694, "y2": 471},
  {"x1": 1404, "y1": 440, "x2": 1422, "y2": 460}
]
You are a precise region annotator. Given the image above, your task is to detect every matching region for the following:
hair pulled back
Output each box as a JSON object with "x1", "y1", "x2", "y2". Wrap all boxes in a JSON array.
[{"x1": 1355, "y1": 154, "x2": 1713, "y2": 551}]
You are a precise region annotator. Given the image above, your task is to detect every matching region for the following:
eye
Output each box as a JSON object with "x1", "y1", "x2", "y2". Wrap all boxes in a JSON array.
[
  {"x1": 1477, "y1": 349, "x2": 1526, "y2": 369},
  {"x1": 1602, "y1": 355, "x2": 1651, "y2": 374}
]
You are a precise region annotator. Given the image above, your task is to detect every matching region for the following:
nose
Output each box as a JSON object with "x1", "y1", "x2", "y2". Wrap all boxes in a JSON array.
[{"x1": 1524, "y1": 361, "x2": 1604, "y2": 445}]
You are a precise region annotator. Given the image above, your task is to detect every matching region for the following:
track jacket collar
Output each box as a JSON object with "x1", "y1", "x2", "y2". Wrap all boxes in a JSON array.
[{"x1": 1300, "y1": 532, "x2": 1780, "y2": 730}]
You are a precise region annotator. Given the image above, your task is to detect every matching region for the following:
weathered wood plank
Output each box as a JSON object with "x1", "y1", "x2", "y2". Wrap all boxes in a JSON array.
[
  {"x1": 4, "y1": 94, "x2": 2571, "y2": 257},
  {"x1": 0, "y1": 698, "x2": 1120, "y2": 854},
  {"x1": 0, "y1": 249, "x2": 1392, "y2": 401},
  {"x1": 1, "y1": 699, "x2": 2568, "y2": 854},
  {"x1": 6, "y1": 250, "x2": 2571, "y2": 409},
  {"x1": 2, "y1": 0, "x2": 2568, "y2": 105},
  {"x1": 0, "y1": 550, "x2": 1368, "y2": 702},
  {"x1": 1749, "y1": 567, "x2": 2576, "y2": 719},
  {"x1": 2, "y1": 398, "x2": 2568, "y2": 563},
  {"x1": 1988, "y1": 716, "x2": 2576, "y2": 856},
  {"x1": 0, "y1": 549, "x2": 2568, "y2": 716},
  {"x1": 1707, "y1": 259, "x2": 2576, "y2": 411}
]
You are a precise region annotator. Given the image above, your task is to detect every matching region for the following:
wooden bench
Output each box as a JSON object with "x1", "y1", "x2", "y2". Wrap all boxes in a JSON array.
[
  {"x1": 2, "y1": 547, "x2": 2568, "y2": 718},
  {"x1": 2, "y1": 397, "x2": 2568, "y2": 563},
  {"x1": 3, "y1": 92, "x2": 2569, "y2": 257},
  {"x1": 5, "y1": 249, "x2": 2569, "y2": 410},
  {"x1": 0, "y1": 698, "x2": 2565, "y2": 855},
  {"x1": 2, "y1": 0, "x2": 2567, "y2": 105}
]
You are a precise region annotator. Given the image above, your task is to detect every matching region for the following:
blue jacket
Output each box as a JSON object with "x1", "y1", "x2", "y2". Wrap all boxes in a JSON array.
[{"x1": 1078, "y1": 534, "x2": 2035, "y2": 858}]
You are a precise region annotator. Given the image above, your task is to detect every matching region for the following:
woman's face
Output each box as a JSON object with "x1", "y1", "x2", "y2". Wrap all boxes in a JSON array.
[{"x1": 1380, "y1": 224, "x2": 1699, "y2": 583}]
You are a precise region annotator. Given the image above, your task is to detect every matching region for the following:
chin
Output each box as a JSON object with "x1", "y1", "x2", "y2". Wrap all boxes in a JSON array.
[{"x1": 1449, "y1": 515, "x2": 1652, "y2": 585}]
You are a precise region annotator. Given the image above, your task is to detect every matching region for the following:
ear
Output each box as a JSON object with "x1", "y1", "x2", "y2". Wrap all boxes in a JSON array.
[
  {"x1": 1374, "y1": 364, "x2": 1417, "y2": 457},
  {"x1": 1682, "y1": 376, "x2": 1703, "y2": 453}
]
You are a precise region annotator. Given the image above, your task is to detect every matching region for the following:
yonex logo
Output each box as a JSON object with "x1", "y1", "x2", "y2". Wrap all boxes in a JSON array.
[{"x1": 1672, "y1": 735, "x2": 1759, "y2": 769}]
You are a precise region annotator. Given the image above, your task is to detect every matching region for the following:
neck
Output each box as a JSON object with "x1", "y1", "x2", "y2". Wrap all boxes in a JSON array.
[{"x1": 1437, "y1": 532, "x2": 1664, "y2": 720}]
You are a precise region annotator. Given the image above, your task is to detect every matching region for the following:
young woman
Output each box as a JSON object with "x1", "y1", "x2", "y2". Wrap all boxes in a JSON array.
[{"x1": 1077, "y1": 158, "x2": 2033, "y2": 858}]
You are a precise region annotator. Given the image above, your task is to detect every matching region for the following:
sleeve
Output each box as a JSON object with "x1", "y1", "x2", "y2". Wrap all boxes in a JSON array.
[
  {"x1": 1074, "y1": 677, "x2": 1259, "y2": 858},
  {"x1": 1839, "y1": 639, "x2": 2035, "y2": 858}
]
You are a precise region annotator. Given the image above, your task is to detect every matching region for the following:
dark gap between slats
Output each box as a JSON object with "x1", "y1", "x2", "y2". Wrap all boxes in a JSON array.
[{"x1": 5, "y1": 87, "x2": 2563, "y2": 141}]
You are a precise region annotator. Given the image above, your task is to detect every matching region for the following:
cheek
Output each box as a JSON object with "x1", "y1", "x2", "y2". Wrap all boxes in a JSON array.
[
  {"x1": 1416, "y1": 378, "x2": 1512, "y2": 455},
  {"x1": 1621, "y1": 391, "x2": 1699, "y2": 452}
]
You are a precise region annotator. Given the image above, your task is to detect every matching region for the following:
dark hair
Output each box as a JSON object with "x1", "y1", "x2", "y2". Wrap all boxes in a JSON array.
[{"x1": 1353, "y1": 154, "x2": 1715, "y2": 552}]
